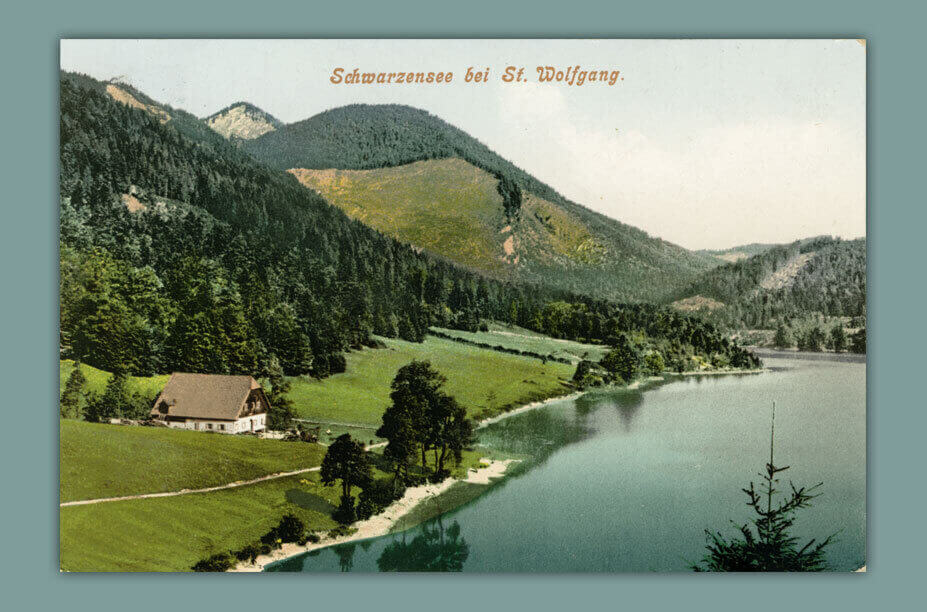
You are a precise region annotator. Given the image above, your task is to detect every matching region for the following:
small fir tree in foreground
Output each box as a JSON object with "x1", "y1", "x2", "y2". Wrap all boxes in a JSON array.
[{"x1": 693, "y1": 404, "x2": 834, "y2": 572}]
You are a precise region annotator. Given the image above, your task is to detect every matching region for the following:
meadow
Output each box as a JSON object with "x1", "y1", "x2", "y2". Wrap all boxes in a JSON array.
[
  {"x1": 60, "y1": 471, "x2": 341, "y2": 572},
  {"x1": 287, "y1": 334, "x2": 574, "y2": 426},
  {"x1": 60, "y1": 443, "x2": 487, "y2": 572},
  {"x1": 60, "y1": 359, "x2": 169, "y2": 399},
  {"x1": 60, "y1": 420, "x2": 326, "y2": 502},
  {"x1": 432, "y1": 322, "x2": 610, "y2": 364}
]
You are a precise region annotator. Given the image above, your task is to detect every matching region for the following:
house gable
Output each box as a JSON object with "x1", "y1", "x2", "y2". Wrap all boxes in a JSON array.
[{"x1": 150, "y1": 373, "x2": 272, "y2": 422}]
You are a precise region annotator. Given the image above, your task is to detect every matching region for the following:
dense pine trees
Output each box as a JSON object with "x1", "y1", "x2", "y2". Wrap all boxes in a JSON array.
[
  {"x1": 674, "y1": 237, "x2": 866, "y2": 330},
  {"x1": 59, "y1": 71, "x2": 755, "y2": 380}
]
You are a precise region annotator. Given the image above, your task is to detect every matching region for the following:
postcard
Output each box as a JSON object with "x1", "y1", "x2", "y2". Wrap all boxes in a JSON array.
[{"x1": 58, "y1": 39, "x2": 866, "y2": 572}]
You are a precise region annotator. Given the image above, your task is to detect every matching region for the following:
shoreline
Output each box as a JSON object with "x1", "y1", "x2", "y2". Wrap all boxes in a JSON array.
[
  {"x1": 236, "y1": 365, "x2": 765, "y2": 572},
  {"x1": 230, "y1": 458, "x2": 519, "y2": 572}
]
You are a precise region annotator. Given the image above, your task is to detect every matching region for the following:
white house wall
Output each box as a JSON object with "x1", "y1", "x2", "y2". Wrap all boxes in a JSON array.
[{"x1": 165, "y1": 414, "x2": 266, "y2": 434}]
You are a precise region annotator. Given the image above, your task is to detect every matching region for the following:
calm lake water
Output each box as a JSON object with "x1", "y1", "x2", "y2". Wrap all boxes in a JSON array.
[{"x1": 269, "y1": 352, "x2": 866, "y2": 572}]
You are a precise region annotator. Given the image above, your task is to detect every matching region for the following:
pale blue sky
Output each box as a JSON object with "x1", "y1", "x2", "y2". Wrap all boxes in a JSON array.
[{"x1": 61, "y1": 39, "x2": 865, "y2": 250}]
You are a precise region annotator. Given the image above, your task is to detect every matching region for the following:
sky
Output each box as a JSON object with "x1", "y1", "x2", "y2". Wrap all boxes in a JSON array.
[{"x1": 60, "y1": 39, "x2": 866, "y2": 250}]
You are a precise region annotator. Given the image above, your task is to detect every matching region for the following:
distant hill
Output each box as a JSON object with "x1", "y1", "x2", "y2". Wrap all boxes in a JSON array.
[
  {"x1": 698, "y1": 243, "x2": 777, "y2": 263},
  {"x1": 671, "y1": 236, "x2": 866, "y2": 328},
  {"x1": 243, "y1": 104, "x2": 718, "y2": 303},
  {"x1": 205, "y1": 102, "x2": 282, "y2": 140}
]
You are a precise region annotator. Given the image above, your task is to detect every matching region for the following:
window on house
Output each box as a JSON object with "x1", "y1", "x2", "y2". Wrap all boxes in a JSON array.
[
  {"x1": 219, "y1": 424, "x2": 225, "y2": 431},
  {"x1": 207, "y1": 423, "x2": 212, "y2": 430}
]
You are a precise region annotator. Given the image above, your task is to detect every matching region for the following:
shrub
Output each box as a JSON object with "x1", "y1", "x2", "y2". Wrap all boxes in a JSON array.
[
  {"x1": 276, "y1": 513, "x2": 305, "y2": 543},
  {"x1": 191, "y1": 552, "x2": 234, "y2": 572},
  {"x1": 232, "y1": 543, "x2": 262, "y2": 564},
  {"x1": 307, "y1": 533, "x2": 321, "y2": 544},
  {"x1": 355, "y1": 495, "x2": 376, "y2": 520}
]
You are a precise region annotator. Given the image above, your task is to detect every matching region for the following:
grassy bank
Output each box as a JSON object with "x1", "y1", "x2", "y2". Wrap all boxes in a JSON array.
[
  {"x1": 60, "y1": 420, "x2": 326, "y2": 502},
  {"x1": 60, "y1": 442, "x2": 486, "y2": 572},
  {"x1": 60, "y1": 471, "x2": 342, "y2": 572},
  {"x1": 432, "y1": 322, "x2": 609, "y2": 364},
  {"x1": 288, "y1": 334, "x2": 573, "y2": 425}
]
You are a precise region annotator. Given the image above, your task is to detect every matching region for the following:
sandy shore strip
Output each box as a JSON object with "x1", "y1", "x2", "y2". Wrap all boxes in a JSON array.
[
  {"x1": 674, "y1": 367, "x2": 768, "y2": 377},
  {"x1": 477, "y1": 393, "x2": 582, "y2": 428},
  {"x1": 230, "y1": 458, "x2": 519, "y2": 572}
]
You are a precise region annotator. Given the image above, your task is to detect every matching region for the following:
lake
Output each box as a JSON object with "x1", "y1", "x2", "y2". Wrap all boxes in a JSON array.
[{"x1": 268, "y1": 351, "x2": 866, "y2": 572}]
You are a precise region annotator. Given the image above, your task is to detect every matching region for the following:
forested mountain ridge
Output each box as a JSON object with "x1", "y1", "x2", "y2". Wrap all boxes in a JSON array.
[
  {"x1": 670, "y1": 236, "x2": 866, "y2": 329},
  {"x1": 243, "y1": 104, "x2": 718, "y2": 303},
  {"x1": 59, "y1": 71, "x2": 757, "y2": 382},
  {"x1": 698, "y1": 243, "x2": 777, "y2": 263}
]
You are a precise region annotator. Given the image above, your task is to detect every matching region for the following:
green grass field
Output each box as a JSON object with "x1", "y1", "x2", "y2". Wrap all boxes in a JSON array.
[
  {"x1": 60, "y1": 443, "x2": 487, "y2": 572},
  {"x1": 60, "y1": 471, "x2": 342, "y2": 572},
  {"x1": 432, "y1": 322, "x2": 609, "y2": 364},
  {"x1": 288, "y1": 334, "x2": 573, "y2": 426},
  {"x1": 60, "y1": 359, "x2": 170, "y2": 399},
  {"x1": 59, "y1": 332, "x2": 565, "y2": 571},
  {"x1": 60, "y1": 420, "x2": 326, "y2": 502}
]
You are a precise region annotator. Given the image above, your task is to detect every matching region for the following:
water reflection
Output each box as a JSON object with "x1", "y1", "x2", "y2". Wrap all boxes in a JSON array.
[
  {"x1": 478, "y1": 403, "x2": 591, "y2": 468},
  {"x1": 377, "y1": 518, "x2": 469, "y2": 572},
  {"x1": 574, "y1": 389, "x2": 643, "y2": 432},
  {"x1": 334, "y1": 542, "x2": 357, "y2": 572}
]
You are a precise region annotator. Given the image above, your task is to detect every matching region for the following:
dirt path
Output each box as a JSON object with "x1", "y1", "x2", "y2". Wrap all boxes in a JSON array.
[{"x1": 60, "y1": 466, "x2": 321, "y2": 508}]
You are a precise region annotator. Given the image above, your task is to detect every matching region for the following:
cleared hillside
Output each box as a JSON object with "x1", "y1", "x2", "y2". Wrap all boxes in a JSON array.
[
  {"x1": 289, "y1": 158, "x2": 611, "y2": 279},
  {"x1": 245, "y1": 104, "x2": 717, "y2": 302}
]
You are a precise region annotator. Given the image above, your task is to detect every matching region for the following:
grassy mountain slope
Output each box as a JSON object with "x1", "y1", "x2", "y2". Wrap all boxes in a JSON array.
[
  {"x1": 245, "y1": 104, "x2": 717, "y2": 302},
  {"x1": 672, "y1": 236, "x2": 866, "y2": 328}
]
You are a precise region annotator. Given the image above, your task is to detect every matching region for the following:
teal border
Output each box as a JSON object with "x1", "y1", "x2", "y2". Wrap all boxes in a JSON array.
[{"x1": 2, "y1": 0, "x2": 922, "y2": 610}]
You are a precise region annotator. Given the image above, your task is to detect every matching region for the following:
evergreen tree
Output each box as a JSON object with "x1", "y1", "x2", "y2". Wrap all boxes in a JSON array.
[
  {"x1": 693, "y1": 406, "x2": 833, "y2": 571},
  {"x1": 320, "y1": 434, "x2": 372, "y2": 524},
  {"x1": 773, "y1": 324, "x2": 792, "y2": 349},
  {"x1": 829, "y1": 325, "x2": 847, "y2": 353},
  {"x1": 60, "y1": 361, "x2": 87, "y2": 419},
  {"x1": 84, "y1": 369, "x2": 130, "y2": 423},
  {"x1": 263, "y1": 358, "x2": 296, "y2": 431}
]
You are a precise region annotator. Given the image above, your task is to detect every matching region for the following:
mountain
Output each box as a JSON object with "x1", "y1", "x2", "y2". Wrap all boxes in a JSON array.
[
  {"x1": 59, "y1": 71, "x2": 751, "y2": 379},
  {"x1": 243, "y1": 104, "x2": 718, "y2": 303},
  {"x1": 205, "y1": 102, "x2": 282, "y2": 140},
  {"x1": 670, "y1": 236, "x2": 866, "y2": 329}
]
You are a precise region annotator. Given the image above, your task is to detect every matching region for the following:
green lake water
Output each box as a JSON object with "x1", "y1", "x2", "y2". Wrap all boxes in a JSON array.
[{"x1": 268, "y1": 352, "x2": 866, "y2": 572}]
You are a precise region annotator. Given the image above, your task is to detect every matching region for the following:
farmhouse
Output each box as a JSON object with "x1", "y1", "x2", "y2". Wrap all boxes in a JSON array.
[{"x1": 150, "y1": 373, "x2": 270, "y2": 434}]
